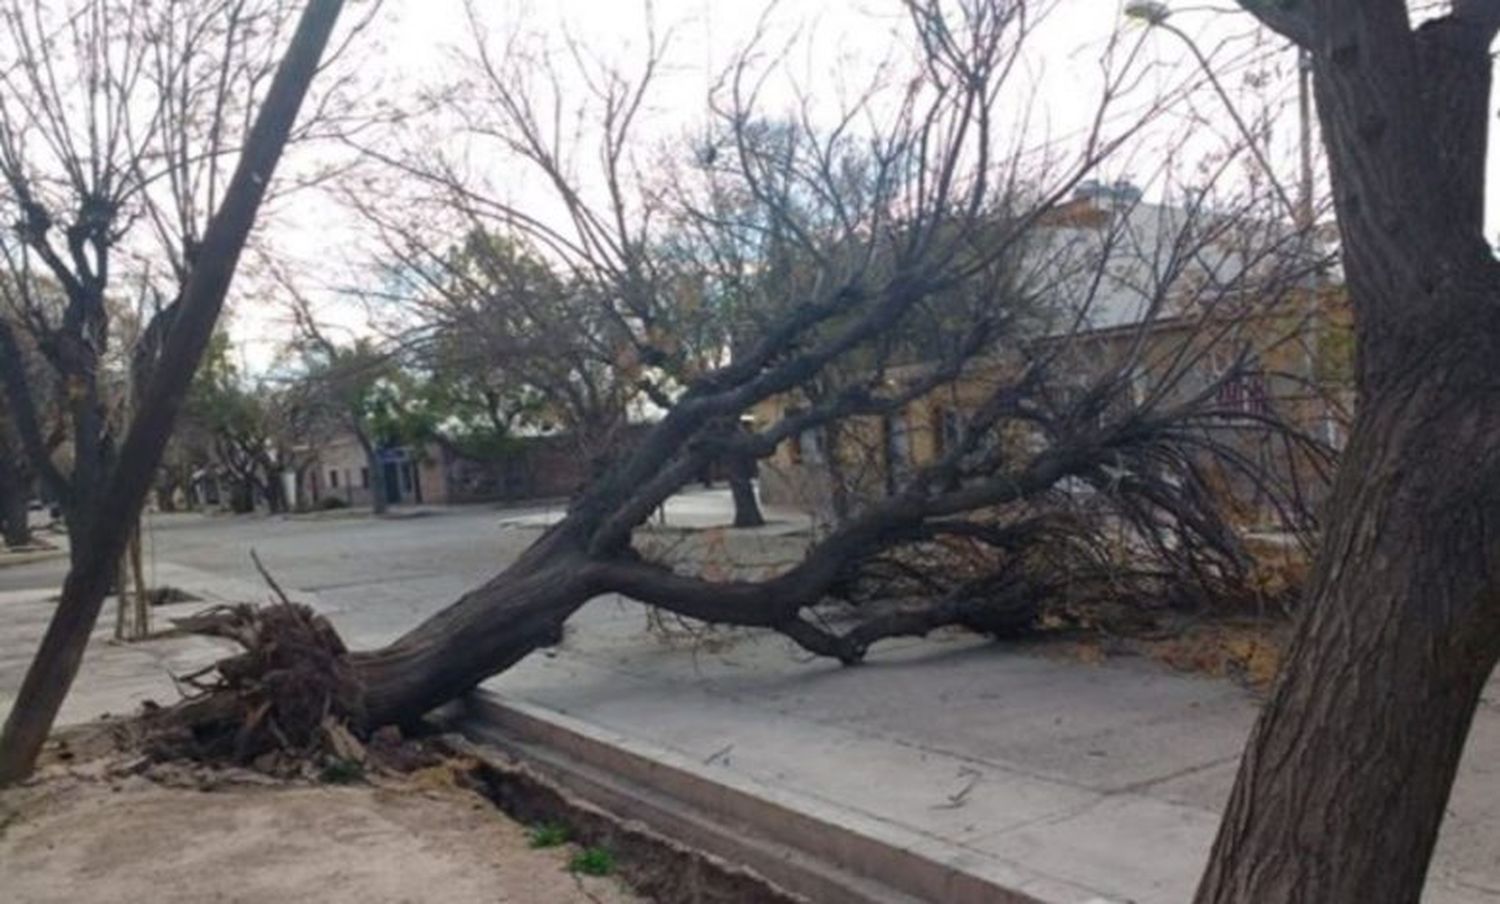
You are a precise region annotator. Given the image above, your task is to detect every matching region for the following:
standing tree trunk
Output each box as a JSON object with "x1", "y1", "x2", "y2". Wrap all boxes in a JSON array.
[
  {"x1": 359, "y1": 436, "x2": 389, "y2": 515},
  {"x1": 1198, "y1": 4, "x2": 1500, "y2": 901},
  {"x1": 727, "y1": 450, "x2": 766, "y2": 528},
  {"x1": 128, "y1": 523, "x2": 149, "y2": 639},
  {"x1": 0, "y1": 0, "x2": 347, "y2": 784},
  {"x1": 0, "y1": 418, "x2": 31, "y2": 549},
  {"x1": 110, "y1": 523, "x2": 149, "y2": 643},
  {"x1": 1198, "y1": 361, "x2": 1500, "y2": 901},
  {"x1": 0, "y1": 459, "x2": 29, "y2": 549}
]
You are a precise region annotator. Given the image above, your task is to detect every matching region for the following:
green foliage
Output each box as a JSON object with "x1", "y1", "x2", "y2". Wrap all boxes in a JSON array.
[
  {"x1": 527, "y1": 821, "x2": 570, "y2": 848},
  {"x1": 186, "y1": 332, "x2": 261, "y2": 435},
  {"x1": 567, "y1": 846, "x2": 616, "y2": 876},
  {"x1": 294, "y1": 325, "x2": 528, "y2": 460}
]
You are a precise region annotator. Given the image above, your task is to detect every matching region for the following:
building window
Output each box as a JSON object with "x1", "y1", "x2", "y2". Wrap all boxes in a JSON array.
[
  {"x1": 1217, "y1": 370, "x2": 1270, "y2": 417},
  {"x1": 884, "y1": 412, "x2": 911, "y2": 495},
  {"x1": 360, "y1": 467, "x2": 370, "y2": 489},
  {"x1": 800, "y1": 427, "x2": 825, "y2": 465},
  {"x1": 931, "y1": 407, "x2": 963, "y2": 459},
  {"x1": 885, "y1": 413, "x2": 910, "y2": 468},
  {"x1": 785, "y1": 407, "x2": 821, "y2": 465},
  {"x1": 329, "y1": 469, "x2": 339, "y2": 489}
]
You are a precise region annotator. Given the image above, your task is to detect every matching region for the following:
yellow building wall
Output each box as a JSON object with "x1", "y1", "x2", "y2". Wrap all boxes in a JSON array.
[{"x1": 754, "y1": 286, "x2": 1352, "y2": 521}]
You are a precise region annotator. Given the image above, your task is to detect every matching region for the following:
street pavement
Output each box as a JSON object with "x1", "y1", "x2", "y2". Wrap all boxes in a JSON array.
[{"x1": 1, "y1": 493, "x2": 1497, "y2": 903}]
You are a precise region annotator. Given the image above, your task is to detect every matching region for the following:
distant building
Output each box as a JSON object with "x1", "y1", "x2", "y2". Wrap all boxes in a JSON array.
[
  {"x1": 753, "y1": 185, "x2": 1350, "y2": 529},
  {"x1": 293, "y1": 424, "x2": 657, "y2": 509},
  {"x1": 301, "y1": 434, "x2": 445, "y2": 508}
]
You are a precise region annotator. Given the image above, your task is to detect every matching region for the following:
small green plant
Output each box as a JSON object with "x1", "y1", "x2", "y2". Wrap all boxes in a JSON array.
[
  {"x1": 528, "y1": 822, "x2": 570, "y2": 849},
  {"x1": 568, "y1": 846, "x2": 616, "y2": 877},
  {"x1": 318, "y1": 758, "x2": 364, "y2": 784}
]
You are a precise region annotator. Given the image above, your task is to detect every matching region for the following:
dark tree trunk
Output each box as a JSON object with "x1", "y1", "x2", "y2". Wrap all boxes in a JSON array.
[
  {"x1": 0, "y1": 419, "x2": 32, "y2": 548},
  {"x1": 363, "y1": 442, "x2": 389, "y2": 515},
  {"x1": 0, "y1": 0, "x2": 347, "y2": 785},
  {"x1": 232, "y1": 480, "x2": 256, "y2": 514},
  {"x1": 156, "y1": 480, "x2": 179, "y2": 513},
  {"x1": 1196, "y1": 360, "x2": 1500, "y2": 902},
  {"x1": 1199, "y1": 4, "x2": 1500, "y2": 900},
  {"x1": 0, "y1": 463, "x2": 29, "y2": 548},
  {"x1": 727, "y1": 451, "x2": 765, "y2": 528},
  {"x1": 270, "y1": 471, "x2": 288, "y2": 514},
  {"x1": 353, "y1": 537, "x2": 597, "y2": 723}
]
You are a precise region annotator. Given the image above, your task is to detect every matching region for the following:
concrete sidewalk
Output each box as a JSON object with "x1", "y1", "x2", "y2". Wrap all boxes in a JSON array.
[
  {"x1": 496, "y1": 487, "x2": 815, "y2": 536},
  {"x1": 476, "y1": 596, "x2": 1500, "y2": 904},
  {"x1": 2, "y1": 504, "x2": 1496, "y2": 903},
  {"x1": 0, "y1": 562, "x2": 273, "y2": 724}
]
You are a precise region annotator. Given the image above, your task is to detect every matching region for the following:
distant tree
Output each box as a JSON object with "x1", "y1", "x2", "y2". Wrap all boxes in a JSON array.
[
  {"x1": 181, "y1": 333, "x2": 288, "y2": 513},
  {"x1": 288, "y1": 305, "x2": 428, "y2": 514},
  {"x1": 367, "y1": 228, "x2": 643, "y2": 469}
]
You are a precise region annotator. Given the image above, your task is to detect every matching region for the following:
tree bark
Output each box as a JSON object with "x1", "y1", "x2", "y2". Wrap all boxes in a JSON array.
[
  {"x1": 1198, "y1": 4, "x2": 1500, "y2": 900},
  {"x1": 0, "y1": 416, "x2": 32, "y2": 549},
  {"x1": 1197, "y1": 351, "x2": 1500, "y2": 902},
  {"x1": 0, "y1": 0, "x2": 347, "y2": 785},
  {"x1": 727, "y1": 450, "x2": 766, "y2": 528},
  {"x1": 361, "y1": 439, "x2": 389, "y2": 515},
  {"x1": 352, "y1": 540, "x2": 597, "y2": 723},
  {"x1": 128, "y1": 523, "x2": 149, "y2": 639},
  {"x1": 0, "y1": 459, "x2": 29, "y2": 549}
]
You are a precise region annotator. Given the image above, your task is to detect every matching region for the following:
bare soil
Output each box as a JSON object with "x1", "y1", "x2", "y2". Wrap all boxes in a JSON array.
[{"x1": 0, "y1": 764, "x2": 641, "y2": 904}]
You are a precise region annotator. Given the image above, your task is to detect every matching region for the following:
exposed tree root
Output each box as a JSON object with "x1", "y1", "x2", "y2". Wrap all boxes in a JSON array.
[{"x1": 146, "y1": 601, "x2": 368, "y2": 774}]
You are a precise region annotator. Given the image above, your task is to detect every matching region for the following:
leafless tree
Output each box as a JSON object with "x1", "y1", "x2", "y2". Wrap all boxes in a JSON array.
[{"x1": 0, "y1": 0, "x2": 352, "y2": 783}]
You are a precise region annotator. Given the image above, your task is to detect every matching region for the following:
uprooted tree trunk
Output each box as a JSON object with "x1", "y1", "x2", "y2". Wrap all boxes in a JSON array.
[
  {"x1": 1196, "y1": 4, "x2": 1500, "y2": 902},
  {"x1": 0, "y1": 0, "x2": 348, "y2": 785}
]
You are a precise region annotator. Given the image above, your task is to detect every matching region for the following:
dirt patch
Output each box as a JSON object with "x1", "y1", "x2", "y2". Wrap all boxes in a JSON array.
[
  {"x1": 447, "y1": 735, "x2": 808, "y2": 904},
  {"x1": 0, "y1": 763, "x2": 641, "y2": 904}
]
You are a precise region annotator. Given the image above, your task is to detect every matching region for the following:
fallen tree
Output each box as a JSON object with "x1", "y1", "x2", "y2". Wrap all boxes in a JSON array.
[{"x1": 152, "y1": 0, "x2": 1336, "y2": 753}]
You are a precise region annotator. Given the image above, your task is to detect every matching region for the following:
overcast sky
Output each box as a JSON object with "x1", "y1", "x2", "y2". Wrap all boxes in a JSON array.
[{"x1": 227, "y1": 0, "x2": 1499, "y2": 374}]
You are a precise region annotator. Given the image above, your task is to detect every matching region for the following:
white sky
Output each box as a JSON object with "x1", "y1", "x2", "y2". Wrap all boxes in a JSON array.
[{"x1": 226, "y1": 0, "x2": 1500, "y2": 374}]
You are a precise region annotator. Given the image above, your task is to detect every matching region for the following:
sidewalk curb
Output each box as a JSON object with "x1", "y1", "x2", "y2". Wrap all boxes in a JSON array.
[
  {"x1": 456, "y1": 691, "x2": 1113, "y2": 904},
  {"x1": 0, "y1": 547, "x2": 66, "y2": 569}
]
